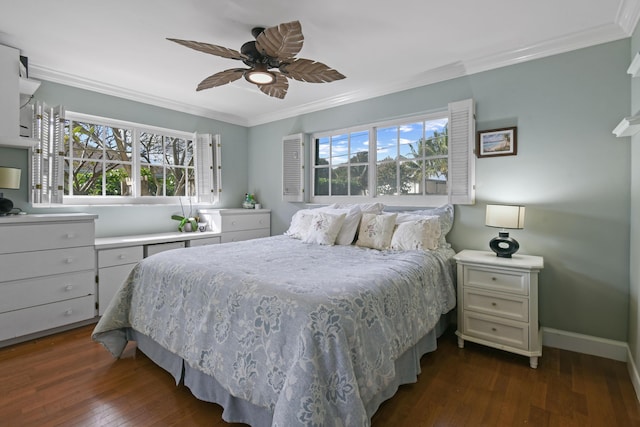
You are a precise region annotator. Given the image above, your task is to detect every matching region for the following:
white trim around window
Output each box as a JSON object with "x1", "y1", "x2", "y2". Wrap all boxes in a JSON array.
[{"x1": 310, "y1": 98, "x2": 475, "y2": 206}]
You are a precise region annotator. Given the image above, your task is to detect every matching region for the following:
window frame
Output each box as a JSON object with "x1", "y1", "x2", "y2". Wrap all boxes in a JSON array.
[
  {"x1": 32, "y1": 107, "x2": 220, "y2": 207},
  {"x1": 310, "y1": 99, "x2": 474, "y2": 206}
]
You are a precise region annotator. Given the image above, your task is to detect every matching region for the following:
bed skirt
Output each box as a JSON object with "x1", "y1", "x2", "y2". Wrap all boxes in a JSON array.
[{"x1": 128, "y1": 314, "x2": 450, "y2": 427}]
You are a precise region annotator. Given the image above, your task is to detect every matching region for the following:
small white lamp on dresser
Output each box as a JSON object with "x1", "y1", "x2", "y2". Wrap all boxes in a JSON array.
[{"x1": 455, "y1": 204, "x2": 544, "y2": 368}]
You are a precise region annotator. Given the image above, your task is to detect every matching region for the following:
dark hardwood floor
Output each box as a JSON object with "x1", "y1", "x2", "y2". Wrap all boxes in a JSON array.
[{"x1": 1, "y1": 324, "x2": 639, "y2": 426}]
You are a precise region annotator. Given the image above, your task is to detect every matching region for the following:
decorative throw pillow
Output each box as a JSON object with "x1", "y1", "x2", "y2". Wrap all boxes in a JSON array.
[
  {"x1": 322, "y1": 205, "x2": 362, "y2": 245},
  {"x1": 390, "y1": 218, "x2": 441, "y2": 251},
  {"x1": 397, "y1": 204, "x2": 454, "y2": 248},
  {"x1": 284, "y1": 209, "x2": 315, "y2": 240},
  {"x1": 303, "y1": 211, "x2": 347, "y2": 245},
  {"x1": 329, "y1": 202, "x2": 385, "y2": 214},
  {"x1": 356, "y1": 213, "x2": 397, "y2": 250}
]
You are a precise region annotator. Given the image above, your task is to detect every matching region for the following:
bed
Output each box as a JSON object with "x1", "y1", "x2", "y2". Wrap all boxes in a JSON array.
[{"x1": 92, "y1": 205, "x2": 457, "y2": 427}]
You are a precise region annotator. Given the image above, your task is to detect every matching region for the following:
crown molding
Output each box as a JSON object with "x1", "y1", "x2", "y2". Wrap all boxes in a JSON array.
[
  {"x1": 617, "y1": 0, "x2": 640, "y2": 34},
  {"x1": 28, "y1": 6, "x2": 640, "y2": 128},
  {"x1": 28, "y1": 65, "x2": 250, "y2": 127}
]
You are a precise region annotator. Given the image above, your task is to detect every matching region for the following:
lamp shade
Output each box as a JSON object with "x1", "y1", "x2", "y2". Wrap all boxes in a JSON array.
[
  {"x1": 0, "y1": 167, "x2": 21, "y2": 189},
  {"x1": 485, "y1": 204, "x2": 525, "y2": 229}
]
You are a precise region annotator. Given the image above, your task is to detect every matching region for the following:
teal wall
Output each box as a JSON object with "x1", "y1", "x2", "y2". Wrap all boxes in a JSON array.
[
  {"x1": 248, "y1": 40, "x2": 631, "y2": 342},
  {"x1": 0, "y1": 39, "x2": 632, "y2": 342},
  {"x1": 0, "y1": 81, "x2": 249, "y2": 237}
]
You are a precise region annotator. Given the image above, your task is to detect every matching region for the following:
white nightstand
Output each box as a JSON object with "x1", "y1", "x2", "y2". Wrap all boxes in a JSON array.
[{"x1": 454, "y1": 249, "x2": 544, "y2": 368}]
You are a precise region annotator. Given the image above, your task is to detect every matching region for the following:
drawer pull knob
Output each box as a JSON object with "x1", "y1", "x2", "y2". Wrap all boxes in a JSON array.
[
  {"x1": 491, "y1": 302, "x2": 497, "y2": 307},
  {"x1": 491, "y1": 327, "x2": 497, "y2": 332},
  {"x1": 491, "y1": 277, "x2": 497, "y2": 281},
  {"x1": 66, "y1": 233, "x2": 75, "y2": 239},
  {"x1": 65, "y1": 285, "x2": 74, "y2": 291},
  {"x1": 118, "y1": 254, "x2": 126, "y2": 259},
  {"x1": 64, "y1": 309, "x2": 73, "y2": 316},
  {"x1": 65, "y1": 258, "x2": 74, "y2": 264}
]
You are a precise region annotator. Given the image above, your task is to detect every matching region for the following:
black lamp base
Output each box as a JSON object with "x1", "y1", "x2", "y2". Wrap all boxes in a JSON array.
[
  {"x1": 489, "y1": 231, "x2": 520, "y2": 258},
  {"x1": 0, "y1": 197, "x2": 14, "y2": 215}
]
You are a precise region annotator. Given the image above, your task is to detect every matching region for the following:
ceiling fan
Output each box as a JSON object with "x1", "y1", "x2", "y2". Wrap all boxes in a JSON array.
[{"x1": 167, "y1": 20, "x2": 345, "y2": 99}]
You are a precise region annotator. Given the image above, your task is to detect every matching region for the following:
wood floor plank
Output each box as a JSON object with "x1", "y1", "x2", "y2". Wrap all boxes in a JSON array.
[{"x1": 1, "y1": 325, "x2": 639, "y2": 426}]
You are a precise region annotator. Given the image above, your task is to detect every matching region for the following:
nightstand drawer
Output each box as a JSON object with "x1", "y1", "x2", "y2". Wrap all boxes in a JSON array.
[
  {"x1": 463, "y1": 288, "x2": 529, "y2": 322},
  {"x1": 463, "y1": 312, "x2": 529, "y2": 350},
  {"x1": 465, "y1": 266, "x2": 528, "y2": 295}
]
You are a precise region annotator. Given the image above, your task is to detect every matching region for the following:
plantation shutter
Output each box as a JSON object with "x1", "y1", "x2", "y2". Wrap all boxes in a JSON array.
[
  {"x1": 282, "y1": 133, "x2": 305, "y2": 202},
  {"x1": 195, "y1": 133, "x2": 221, "y2": 204},
  {"x1": 447, "y1": 98, "x2": 475, "y2": 205},
  {"x1": 31, "y1": 102, "x2": 64, "y2": 205}
]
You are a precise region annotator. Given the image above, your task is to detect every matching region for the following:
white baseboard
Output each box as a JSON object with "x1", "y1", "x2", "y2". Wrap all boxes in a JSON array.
[{"x1": 541, "y1": 327, "x2": 628, "y2": 362}]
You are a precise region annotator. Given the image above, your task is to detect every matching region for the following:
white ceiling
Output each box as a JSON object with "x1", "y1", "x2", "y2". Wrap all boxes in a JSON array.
[{"x1": 1, "y1": 0, "x2": 638, "y2": 126}]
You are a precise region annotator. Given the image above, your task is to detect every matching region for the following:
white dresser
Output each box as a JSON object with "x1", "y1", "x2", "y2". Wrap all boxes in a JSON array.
[
  {"x1": 199, "y1": 209, "x2": 271, "y2": 243},
  {"x1": 454, "y1": 249, "x2": 544, "y2": 368},
  {"x1": 95, "y1": 231, "x2": 221, "y2": 315},
  {"x1": 0, "y1": 213, "x2": 97, "y2": 346}
]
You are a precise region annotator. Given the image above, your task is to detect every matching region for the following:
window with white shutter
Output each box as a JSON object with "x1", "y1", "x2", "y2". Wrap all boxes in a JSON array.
[
  {"x1": 31, "y1": 108, "x2": 220, "y2": 206},
  {"x1": 310, "y1": 98, "x2": 475, "y2": 206}
]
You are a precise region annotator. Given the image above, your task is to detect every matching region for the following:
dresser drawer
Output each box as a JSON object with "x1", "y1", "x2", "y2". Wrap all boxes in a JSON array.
[
  {"x1": 0, "y1": 296, "x2": 95, "y2": 342},
  {"x1": 465, "y1": 266, "x2": 528, "y2": 295},
  {"x1": 463, "y1": 288, "x2": 529, "y2": 322},
  {"x1": 221, "y1": 213, "x2": 270, "y2": 233},
  {"x1": 0, "y1": 221, "x2": 94, "y2": 254},
  {"x1": 0, "y1": 270, "x2": 95, "y2": 313},
  {"x1": 188, "y1": 236, "x2": 221, "y2": 247},
  {"x1": 144, "y1": 241, "x2": 186, "y2": 257},
  {"x1": 463, "y1": 312, "x2": 529, "y2": 350},
  {"x1": 0, "y1": 246, "x2": 95, "y2": 282},
  {"x1": 98, "y1": 246, "x2": 144, "y2": 268},
  {"x1": 222, "y1": 228, "x2": 270, "y2": 243}
]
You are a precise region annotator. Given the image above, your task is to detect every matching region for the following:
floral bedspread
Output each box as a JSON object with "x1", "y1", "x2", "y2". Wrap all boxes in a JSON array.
[{"x1": 92, "y1": 235, "x2": 456, "y2": 426}]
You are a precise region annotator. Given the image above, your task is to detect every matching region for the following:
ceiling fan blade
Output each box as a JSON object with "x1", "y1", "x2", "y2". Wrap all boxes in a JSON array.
[
  {"x1": 279, "y1": 58, "x2": 346, "y2": 83},
  {"x1": 167, "y1": 38, "x2": 248, "y2": 61},
  {"x1": 259, "y1": 72, "x2": 289, "y2": 99},
  {"x1": 255, "y1": 20, "x2": 303, "y2": 60},
  {"x1": 196, "y1": 68, "x2": 247, "y2": 91}
]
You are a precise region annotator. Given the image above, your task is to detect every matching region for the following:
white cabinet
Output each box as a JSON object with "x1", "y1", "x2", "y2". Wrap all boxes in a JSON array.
[
  {"x1": 96, "y1": 246, "x2": 144, "y2": 315},
  {"x1": 0, "y1": 44, "x2": 39, "y2": 148},
  {"x1": 0, "y1": 214, "x2": 97, "y2": 346},
  {"x1": 454, "y1": 249, "x2": 544, "y2": 368},
  {"x1": 200, "y1": 209, "x2": 271, "y2": 243},
  {"x1": 95, "y1": 230, "x2": 221, "y2": 314}
]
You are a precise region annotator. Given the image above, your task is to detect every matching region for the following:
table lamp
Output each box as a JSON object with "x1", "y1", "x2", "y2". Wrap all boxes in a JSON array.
[
  {"x1": 0, "y1": 167, "x2": 21, "y2": 215},
  {"x1": 485, "y1": 204, "x2": 525, "y2": 258}
]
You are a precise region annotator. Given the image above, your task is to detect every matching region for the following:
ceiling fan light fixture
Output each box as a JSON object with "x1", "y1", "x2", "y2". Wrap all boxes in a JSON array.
[{"x1": 245, "y1": 66, "x2": 276, "y2": 85}]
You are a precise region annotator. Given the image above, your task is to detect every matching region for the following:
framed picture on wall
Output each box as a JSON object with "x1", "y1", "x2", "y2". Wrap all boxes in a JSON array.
[{"x1": 476, "y1": 127, "x2": 517, "y2": 158}]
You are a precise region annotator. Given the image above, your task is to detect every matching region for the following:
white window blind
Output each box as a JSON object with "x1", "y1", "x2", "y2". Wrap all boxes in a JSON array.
[
  {"x1": 282, "y1": 133, "x2": 305, "y2": 202},
  {"x1": 195, "y1": 133, "x2": 222, "y2": 204},
  {"x1": 31, "y1": 102, "x2": 64, "y2": 205},
  {"x1": 448, "y1": 98, "x2": 475, "y2": 205}
]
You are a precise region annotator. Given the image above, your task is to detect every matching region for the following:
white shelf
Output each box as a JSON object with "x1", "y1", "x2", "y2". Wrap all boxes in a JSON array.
[
  {"x1": 18, "y1": 77, "x2": 40, "y2": 96},
  {"x1": 629, "y1": 52, "x2": 640, "y2": 77},
  {"x1": 0, "y1": 136, "x2": 37, "y2": 149},
  {"x1": 613, "y1": 115, "x2": 640, "y2": 137}
]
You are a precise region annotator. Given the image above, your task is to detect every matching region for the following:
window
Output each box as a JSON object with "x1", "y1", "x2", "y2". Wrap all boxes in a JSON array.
[
  {"x1": 311, "y1": 98, "x2": 475, "y2": 205},
  {"x1": 31, "y1": 105, "x2": 221, "y2": 205}
]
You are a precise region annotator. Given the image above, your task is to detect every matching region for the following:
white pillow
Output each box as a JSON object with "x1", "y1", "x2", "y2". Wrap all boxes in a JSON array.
[
  {"x1": 329, "y1": 202, "x2": 385, "y2": 214},
  {"x1": 390, "y1": 218, "x2": 441, "y2": 251},
  {"x1": 322, "y1": 205, "x2": 362, "y2": 245},
  {"x1": 356, "y1": 213, "x2": 397, "y2": 250},
  {"x1": 284, "y1": 209, "x2": 315, "y2": 240},
  {"x1": 303, "y1": 211, "x2": 347, "y2": 245}
]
